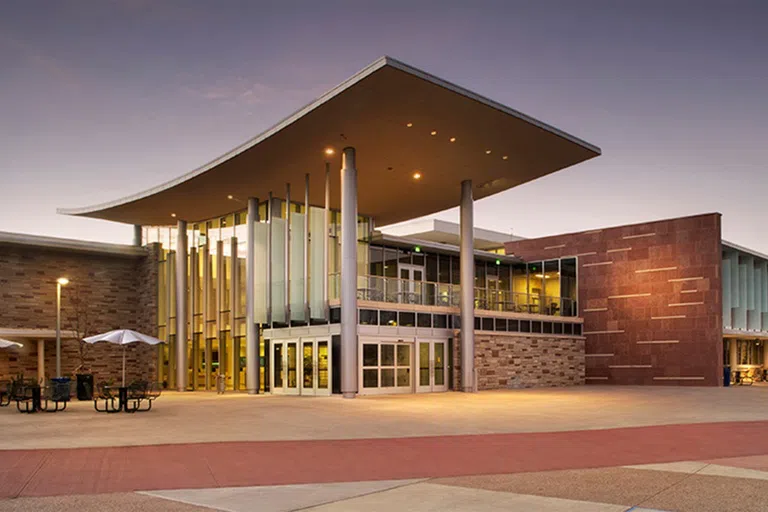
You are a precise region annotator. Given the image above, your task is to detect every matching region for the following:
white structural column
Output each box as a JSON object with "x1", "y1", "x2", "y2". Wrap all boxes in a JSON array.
[
  {"x1": 340, "y1": 147, "x2": 358, "y2": 398},
  {"x1": 246, "y1": 197, "x2": 259, "y2": 394},
  {"x1": 304, "y1": 174, "x2": 310, "y2": 319},
  {"x1": 202, "y1": 244, "x2": 211, "y2": 390},
  {"x1": 175, "y1": 220, "x2": 188, "y2": 392},
  {"x1": 460, "y1": 180, "x2": 476, "y2": 392},
  {"x1": 189, "y1": 246, "x2": 197, "y2": 390},
  {"x1": 37, "y1": 339, "x2": 45, "y2": 383},
  {"x1": 324, "y1": 163, "x2": 331, "y2": 319},
  {"x1": 133, "y1": 225, "x2": 142, "y2": 246},
  {"x1": 267, "y1": 192, "x2": 273, "y2": 323},
  {"x1": 230, "y1": 236, "x2": 238, "y2": 390},
  {"x1": 285, "y1": 184, "x2": 291, "y2": 322}
]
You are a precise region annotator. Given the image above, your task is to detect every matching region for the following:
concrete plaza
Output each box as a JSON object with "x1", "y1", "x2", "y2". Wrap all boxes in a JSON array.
[
  {"x1": 2, "y1": 387, "x2": 768, "y2": 511},
  {"x1": 3, "y1": 386, "x2": 768, "y2": 450}
]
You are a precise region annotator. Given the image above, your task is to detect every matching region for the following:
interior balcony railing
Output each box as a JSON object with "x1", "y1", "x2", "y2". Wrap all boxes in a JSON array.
[{"x1": 328, "y1": 273, "x2": 577, "y2": 317}]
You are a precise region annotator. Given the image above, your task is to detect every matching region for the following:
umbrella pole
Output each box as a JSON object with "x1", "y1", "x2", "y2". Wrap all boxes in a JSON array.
[{"x1": 122, "y1": 345, "x2": 126, "y2": 387}]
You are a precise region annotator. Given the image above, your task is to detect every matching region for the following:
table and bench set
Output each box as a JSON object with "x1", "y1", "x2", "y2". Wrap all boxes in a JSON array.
[{"x1": 0, "y1": 378, "x2": 161, "y2": 414}]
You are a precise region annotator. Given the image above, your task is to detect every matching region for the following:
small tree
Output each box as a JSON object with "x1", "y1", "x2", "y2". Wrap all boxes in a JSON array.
[{"x1": 65, "y1": 284, "x2": 95, "y2": 375}]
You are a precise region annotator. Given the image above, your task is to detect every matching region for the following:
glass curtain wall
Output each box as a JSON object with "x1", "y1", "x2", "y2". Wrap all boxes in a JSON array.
[
  {"x1": 148, "y1": 200, "x2": 366, "y2": 392},
  {"x1": 362, "y1": 245, "x2": 578, "y2": 317}
]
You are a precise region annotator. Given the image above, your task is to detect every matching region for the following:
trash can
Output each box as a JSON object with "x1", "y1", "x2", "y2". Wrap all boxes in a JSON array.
[
  {"x1": 724, "y1": 366, "x2": 731, "y2": 387},
  {"x1": 77, "y1": 373, "x2": 94, "y2": 400},
  {"x1": 50, "y1": 377, "x2": 71, "y2": 402}
]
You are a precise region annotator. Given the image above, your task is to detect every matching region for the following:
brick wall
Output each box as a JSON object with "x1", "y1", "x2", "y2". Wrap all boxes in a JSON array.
[
  {"x1": 505, "y1": 213, "x2": 723, "y2": 386},
  {"x1": 454, "y1": 333, "x2": 585, "y2": 390},
  {"x1": 0, "y1": 243, "x2": 158, "y2": 385}
]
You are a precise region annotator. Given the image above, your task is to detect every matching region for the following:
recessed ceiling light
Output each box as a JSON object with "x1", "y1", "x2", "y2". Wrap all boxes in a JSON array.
[
  {"x1": 413, "y1": 171, "x2": 422, "y2": 180},
  {"x1": 406, "y1": 122, "x2": 413, "y2": 127},
  {"x1": 485, "y1": 150, "x2": 492, "y2": 154},
  {"x1": 449, "y1": 137, "x2": 456, "y2": 142},
  {"x1": 324, "y1": 148, "x2": 335, "y2": 156},
  {"x1": 227, "y1": 194, "x2": 234, "y2": 199},
  {"x1": 171, "y1": 213, "x2": 177, "y2": 218},
  {"x1": 430, "y1": 130, "x2": 437, "y2": 136},
  {"x1": 502, "y1": 155, "x2": 508, "y2": 160}
]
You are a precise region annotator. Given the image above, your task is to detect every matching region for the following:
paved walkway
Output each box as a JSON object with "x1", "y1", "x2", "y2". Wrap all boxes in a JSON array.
[
  {"x1": 3, "y1": 420, "x2": 768, "y2": 499},
  {"x1": 3, "y1": 387, "x2": 768, "y2": 510},
  {"x1": 3, "y1": 386, "x2": 768, "y2": 449}
]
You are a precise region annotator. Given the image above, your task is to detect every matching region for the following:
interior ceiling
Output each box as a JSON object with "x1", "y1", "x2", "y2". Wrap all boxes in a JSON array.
[{"x1": 60, "y1": 58, "x2": 600, "y2": 227}]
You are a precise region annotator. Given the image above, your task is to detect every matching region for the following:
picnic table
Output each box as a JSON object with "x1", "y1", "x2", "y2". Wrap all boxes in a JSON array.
[
  {"x1": 92, "y1": 381, "x2": 161, "y2": 413},
  {"x1": 5, "y1": 379, "x2": 70, "y2": 413}
]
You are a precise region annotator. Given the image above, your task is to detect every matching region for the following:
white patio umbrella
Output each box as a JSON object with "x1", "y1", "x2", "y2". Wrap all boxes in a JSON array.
[
  {"x1": 83, "y1": 329, "x2": 165, "y2": 386},
  {"x1": 0, "y1": 339, "x2": 23, "y2": 349}
]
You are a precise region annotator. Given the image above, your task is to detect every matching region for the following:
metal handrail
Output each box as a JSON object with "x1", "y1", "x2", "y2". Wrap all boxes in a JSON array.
[{"x1": 328, "y1": 272, "x2": 576, "y2": 316}]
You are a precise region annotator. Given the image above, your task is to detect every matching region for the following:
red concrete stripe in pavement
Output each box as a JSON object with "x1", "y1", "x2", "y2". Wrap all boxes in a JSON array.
[{"x1": 4, "y1": 420, "x2": 768, "y2": 498}]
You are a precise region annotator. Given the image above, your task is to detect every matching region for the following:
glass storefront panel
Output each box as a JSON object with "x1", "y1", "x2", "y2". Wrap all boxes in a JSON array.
[
  {"x1": 434, "y1": 343, "x2": 445, "y2": 386},
  {"x1": 560, "y1": 258, "x2": 578, "y2": 316},
  {"x1": 317, "y1": 341, "x2": 329, "y2": 389},
  {"x1": 544, "y1": 260, "x2": 561, "y2": 315},
  {"x1": 528, "y1": 261, "x2": 543, "y2": 314}
]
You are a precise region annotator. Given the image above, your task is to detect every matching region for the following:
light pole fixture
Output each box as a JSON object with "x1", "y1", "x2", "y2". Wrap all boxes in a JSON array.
[{"x1": 56, "y1": 277, "x2": 69, "y2": 378}]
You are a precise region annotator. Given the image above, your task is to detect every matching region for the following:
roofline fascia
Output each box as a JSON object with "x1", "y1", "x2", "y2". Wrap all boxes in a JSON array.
[
  {"x1": 58, "y1": 55, "x2": 601, "y2": 219},
  {"x1": 0, "y1": 231, "x2": 146, "y2": 258}
]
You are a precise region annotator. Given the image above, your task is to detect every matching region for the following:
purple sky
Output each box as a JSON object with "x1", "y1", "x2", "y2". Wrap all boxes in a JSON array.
[{"x1": 2, "y1": 0, "x2": 767, "y2": 251}]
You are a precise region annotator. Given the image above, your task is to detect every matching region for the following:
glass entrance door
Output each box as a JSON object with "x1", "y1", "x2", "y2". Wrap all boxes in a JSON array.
[
  {"x1": 399, "y1": 264, "x2": 424, "y2": 304},
  {"x1": 486, "y1": 275, "x2": 501, "y2": 311},
  {"x1": 299, "y1": 338, "x2": 331, "y2": 396},
  {"x1": 270, "y1": 340, "x2": 299, "y2": 395},
  {"x1": 416, "y1": 340, "x2": 448, "y2": 393}
]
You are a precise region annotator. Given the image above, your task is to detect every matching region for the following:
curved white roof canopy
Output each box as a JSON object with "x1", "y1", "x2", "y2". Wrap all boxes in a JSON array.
[{"x1": 59, "y1": 56, "x2": 600, "y2": 226}]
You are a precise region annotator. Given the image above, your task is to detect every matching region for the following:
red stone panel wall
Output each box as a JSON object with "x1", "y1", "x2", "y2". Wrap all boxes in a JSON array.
[
  {"x1": 0, "y1": 243, "x2": 158, "y2": 384},
  {"x1": 505, "y1": 213, "x2": 723, "y2": 386}
]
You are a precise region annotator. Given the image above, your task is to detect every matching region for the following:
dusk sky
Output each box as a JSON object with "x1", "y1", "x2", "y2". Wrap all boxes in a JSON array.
[{"x1": 2, "y1": 1, "x2": 767, "y2": 250}]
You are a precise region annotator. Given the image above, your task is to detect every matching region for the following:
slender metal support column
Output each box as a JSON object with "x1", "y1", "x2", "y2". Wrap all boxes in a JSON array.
[
  {"x1": 324, "y1": 163, "x2": 330, "y2": 319},
  {"x1": 37, "y1": 340, "x2": 45, "y2": 384},
  {"x1": 175, "y1": 220, "x2": 189, "y2": 392},
  {"x1": 459, "y1": 180, "x2": 476, "y2": 392},
  {"x1": 166, "y1": 246, "x2": 174, "y2": 388},
  {"x1": 133, "y1": 225, "x2": 142, "y2": 246},
  {"x1": 285, "y1": 184, "x2": 291, "y2": 322},
  {"x1": 202, "y1": 245, "x2": 211, "y2": 390},
  {"x1": 246, "y1": 197, "x2": 259, "y2": 394},
  {"x1": 189, "y1": 247, "x2": 197, "y2": 390},
  {"x1": 340, "y1": 147, "x2": 358, "y2": 398},
  {"x1": 230, "y1": 236, "x2": 238, "y2": 390},
  {"x1": 267, "y1": 192, "x2": 273, "y2": 324},
  {"x1": 216, "y1": 240, "x2": 224, "y2": 384},
  {"x1": 304, "y1": 174, "x2": 310, "y2": 320}
]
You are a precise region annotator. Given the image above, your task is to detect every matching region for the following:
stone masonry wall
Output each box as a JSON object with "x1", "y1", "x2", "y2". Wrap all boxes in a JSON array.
[
  {"x1": 0, "y1": 243, "x2": 158, "y2": 385},
  {"x1": 453, "y1": 333, "x2": 585, "y2": 390}
]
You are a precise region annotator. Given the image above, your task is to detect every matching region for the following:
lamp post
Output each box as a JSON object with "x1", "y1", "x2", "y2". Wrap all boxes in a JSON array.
[{"x1": 56, "y1": 277, "x2": 69, "y2": 378}]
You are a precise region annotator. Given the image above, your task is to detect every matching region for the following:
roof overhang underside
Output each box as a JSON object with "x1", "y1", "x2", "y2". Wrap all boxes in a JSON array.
[{"x1": 59, "y1": 57, "x2": 600, "y2": 227}]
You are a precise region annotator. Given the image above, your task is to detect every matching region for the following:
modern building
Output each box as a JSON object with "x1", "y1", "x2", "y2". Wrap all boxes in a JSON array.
[
  {"x1": 506, "y1": 213, "x2": 768, "y2": 386},
  {"x1": 1, "y1": 57, "x2": 761, "y2": 393},
  {"x1": 54, "y1": 56, "x2": 599, "y2": 396}
]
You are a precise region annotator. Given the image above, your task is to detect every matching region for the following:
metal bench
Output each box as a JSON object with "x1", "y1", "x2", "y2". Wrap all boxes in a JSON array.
[
  {"x1": 0, "y1": 380, "x2": 10, "y2": 407},
  {"x1": 91, "y1": 383, "x2": 123, "y2": 413},
  {"x1": 127, "y1": 380, "x2": 162, "y2": 412}
]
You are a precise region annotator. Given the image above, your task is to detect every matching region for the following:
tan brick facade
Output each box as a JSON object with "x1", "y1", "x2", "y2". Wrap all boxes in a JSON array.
[
  {"x1": 454, "y1": 333, "x2": 585, "y2": 390},
  {"x1": 0, "y1": 242, "x2": 159, "y2": 385},
  {"x1": 505, "y1": 213, "x2": 723, "y2": 386}
]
